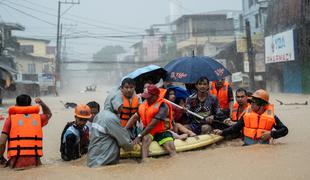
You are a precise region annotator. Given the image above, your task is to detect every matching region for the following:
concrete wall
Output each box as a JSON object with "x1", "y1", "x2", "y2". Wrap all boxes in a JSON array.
[{"x1": 17, "y1": 39, "x2": 48, "y2": 57}]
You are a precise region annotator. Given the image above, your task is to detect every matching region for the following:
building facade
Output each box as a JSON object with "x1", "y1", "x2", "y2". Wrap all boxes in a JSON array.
[
  {"x1": 173, "y1": 13, "x2": 235, "y2": 57},
  {"x1": 265, "y1": 0, "x2": 310, "y2": 93},
  {"x1": 15, "y1": 37, "x2": 55, "y2": 95}
]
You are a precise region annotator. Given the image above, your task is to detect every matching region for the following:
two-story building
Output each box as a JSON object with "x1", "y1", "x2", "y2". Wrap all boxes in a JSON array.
[
  {"x1": 131, "y1": 25, "x2": 174, "y2": 64},
  {"x1": 173, "y1": 13, "x2": 235, "y2": 57},
  {"x1": 15, "y1": 37, "x2": 56, "y2": 95}
]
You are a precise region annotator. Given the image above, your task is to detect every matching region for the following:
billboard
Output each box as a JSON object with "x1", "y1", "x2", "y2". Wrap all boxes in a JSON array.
[{"x1": 265, "y1": 29, "x2": 295, "y2": 64}]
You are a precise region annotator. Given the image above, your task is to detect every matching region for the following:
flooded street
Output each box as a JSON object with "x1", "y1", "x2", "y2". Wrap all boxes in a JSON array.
[{"x1": 0, "y1": 88, "x2": 309, "y2": 180}]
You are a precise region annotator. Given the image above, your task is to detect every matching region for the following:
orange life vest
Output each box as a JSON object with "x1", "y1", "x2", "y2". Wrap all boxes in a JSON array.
[
  {"x1": 119, "y1": 95, "x2": 139, "y2": 127},
  {"x1": 138, "y1": 97, "x2": 173, "y2": 135},
  {"x1": 159, "y1": 88, "x2": 167, "y2": 99},
  {"x1": 7, "y1": 105, "x2": 43, "y2": 159},
  {"x1": 210, "y1": 81, "x2": 230, "y2": 110},
  {"x1": 243, "y1": 104, "x2": 276, "y2": 140},
  {"x1": 231, "y1": 102, "x2": 249, "y2": 121}
]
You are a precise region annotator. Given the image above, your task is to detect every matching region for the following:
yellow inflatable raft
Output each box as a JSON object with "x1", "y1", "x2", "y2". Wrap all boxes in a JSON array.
[{"x1": 120, "y1": 134, "x2": 223, "y2": 158}]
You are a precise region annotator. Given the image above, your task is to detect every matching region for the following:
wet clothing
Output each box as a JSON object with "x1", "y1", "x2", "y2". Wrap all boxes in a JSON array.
[
  {"x1": 243, "y1": 104, "x2": 276, "y2": 140},
  {"x1": 1, "y1": 114, "x2": 49, "y2": 169},
  {"x1": 138, "y1": 99, "x2": 172, "y2": 136},
  {"x1": 7, "y1": 106, "x2": 43, "y2": 160},
  {"x1": 104, "y1": 89, "x2": 142, "y2": 137},
  {"x1": 150, "y1": 131, "x2": 174, "y2": 146},
  {"x1": 60, "y1": 122, "x2": 89, "y2": 161},
  {"x1": 186, "y1": 93, "x2": 225, "y2": 134},
  {"x1": 231, "y1": 103, "x2": 249, "y2": 121},
  {"x1": 87, "y1": 110, "x2": 132, "y2": 168},
  {"x1": 119, "y1": 95, "x2": 139, "y2": 127},
  {"x1": 210, "y1": 82, "x2": 233, "y2": 118},
  {"x1": 106, "y1": 89, "x2": 142, "y2": 115},
  {"x1": 222, "y1": 115, "x2": 288, "y2": 145},
  {"x1": 137, "y1": 99, "x2": 174, "y2": 145}
]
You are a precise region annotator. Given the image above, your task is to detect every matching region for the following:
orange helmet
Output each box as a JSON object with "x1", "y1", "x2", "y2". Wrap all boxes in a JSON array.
[
  {"x1": 75, "y1": 104, "x2": 92, "y2": 119},
  {"x1": 251, "y1": 89, "x2": 269, "y2": 103}
]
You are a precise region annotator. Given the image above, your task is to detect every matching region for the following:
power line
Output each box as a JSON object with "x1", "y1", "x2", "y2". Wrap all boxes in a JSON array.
[
  {"x1": 4, "y1": 0, "x2": 144, "y2": 35},
  {"x1": 14, "y1": 0, "x2": 146, "y2": 31},
  {"x1": 0, "y1": 1, "x2": 56, "y2": 26}
]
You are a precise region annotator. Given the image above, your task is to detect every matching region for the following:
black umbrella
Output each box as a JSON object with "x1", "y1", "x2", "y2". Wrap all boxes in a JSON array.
[{"x1": 164, "y1": 56, "x2": 231, "y2": 83}]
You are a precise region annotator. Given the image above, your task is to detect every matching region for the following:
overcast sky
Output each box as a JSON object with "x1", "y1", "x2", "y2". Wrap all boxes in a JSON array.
[{"x1": 0, "y1": 0, "x2": 242, "y2": 60}]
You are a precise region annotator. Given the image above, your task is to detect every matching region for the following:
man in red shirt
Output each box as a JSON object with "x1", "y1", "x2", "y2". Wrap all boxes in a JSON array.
[{"x1": 0, "y1": 94, "x2": 52, "y2": 169}]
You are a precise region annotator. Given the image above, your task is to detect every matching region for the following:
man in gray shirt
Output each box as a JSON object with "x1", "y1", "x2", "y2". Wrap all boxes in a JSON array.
[{"x1": 87, "y1": 110, "x2": 133, "y2": 167}]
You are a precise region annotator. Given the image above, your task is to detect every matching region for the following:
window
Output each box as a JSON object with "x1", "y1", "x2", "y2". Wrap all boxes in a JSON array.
[
  {"x1": 43, "y1": 64, "x2": 50, "y2": 73},
  {"x1": 46, "y1": 46, "x2": 56, "y2": 55},
  {"x1": 28, "y1": 63, "x2": 36, "y2": 73},
  {"x1": 20, "y1": 45, "x2": 34, "y2": 54}
]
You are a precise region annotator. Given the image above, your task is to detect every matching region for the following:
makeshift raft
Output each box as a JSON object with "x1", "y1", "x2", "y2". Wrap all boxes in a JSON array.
[{"x1": 120, "y1": 134, "x2": 223, "y2": 158}]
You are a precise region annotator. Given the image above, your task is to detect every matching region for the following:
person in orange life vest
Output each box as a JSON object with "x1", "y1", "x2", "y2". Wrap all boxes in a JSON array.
[
  {"x1": 126, "y1": 85, "x2": 176, "y2": 160},
  {"x1": 210, "y1": 78, "x2": 234, "y2": 118},
  {"x1": 0, "y1": 94, "x2": 52, "y2": 169},
  {"x1": 165, "y1": 89, "x2": 196, "y2": 140},
  {"x1": 213, "y1": 89, "x2": 288, "y2": 145},
  {"x1": 107, "y1": 78, "x2": 142, "y2": 138},
  {"x1": 142, "y1": 80, "x2": 167, "y2": 100},
  {"x1": 60, "y1": 104, "x2": 91, "y2": 161},
  {"x1": 223, "y1": 88, "x2": 250, "y2": 126}
]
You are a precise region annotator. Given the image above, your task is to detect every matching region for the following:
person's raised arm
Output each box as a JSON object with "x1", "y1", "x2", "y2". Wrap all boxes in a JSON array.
[{"x1": 35, "y1": 98, "x2": 52, "y2": 119}]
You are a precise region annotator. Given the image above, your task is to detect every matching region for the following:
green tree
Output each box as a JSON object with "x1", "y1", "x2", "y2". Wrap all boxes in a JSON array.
[{"x1": 93, "y1": 45, "x2": 126, "y2": 61}]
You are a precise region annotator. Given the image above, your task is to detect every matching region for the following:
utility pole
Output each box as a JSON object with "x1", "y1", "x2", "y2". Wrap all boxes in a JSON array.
[
  {"x1": 55, "y1": 0, "x2": 80, "y2": 95},
  {"x1": 0, "y1": 27, "x2": 4, "y2": 55},
  {"x1": 245, "y1": 20, "x2": 256, "y2": 91}
]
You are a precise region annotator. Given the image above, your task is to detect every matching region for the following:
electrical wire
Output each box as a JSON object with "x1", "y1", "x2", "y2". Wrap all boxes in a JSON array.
[{"x1": 0, "y1": 1, "x2": 56, "y2": 26}]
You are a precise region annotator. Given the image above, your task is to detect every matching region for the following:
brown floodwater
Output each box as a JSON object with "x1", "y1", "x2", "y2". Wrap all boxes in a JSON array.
[{"x1": 0, "y1": 87, "x2": 309, "y2": 180}]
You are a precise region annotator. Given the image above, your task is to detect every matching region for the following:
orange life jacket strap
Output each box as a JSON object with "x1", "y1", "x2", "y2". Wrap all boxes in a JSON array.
[
  {"x1": 8, "y1": 136, "x2": 43, "y2": 141},
  {"x1": 8, "y1": 146, "x2": 43, "y2": 151}
]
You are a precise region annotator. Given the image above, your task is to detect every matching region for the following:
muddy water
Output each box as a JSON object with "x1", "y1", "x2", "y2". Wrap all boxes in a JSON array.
[{"x1": 0, "y1": 89, "x2": 310, "y2": 180}]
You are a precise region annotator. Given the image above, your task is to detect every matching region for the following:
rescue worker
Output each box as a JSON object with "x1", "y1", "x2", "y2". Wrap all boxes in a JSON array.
[
  {"x1": 126, "y1": 85, "x2": 176, "y2": 161},
  {"x1": 213, "y1": 89, "x2": 289, "y2": 145},
  {"x1": 0, "y1": 94, "x2": 52, "y2": 169},
  {"x1": 224, "y1": 88, "x2": 250, "y2": 126},
  {"x1": 60, "y1": 104, "x2": 91, "y2": 161},
  {"x1": 87, "y1": 110, "x2": 133, "y2": 167},
  {"x1": 210, "y1": 78, "x2": 234, "y2": 118}
]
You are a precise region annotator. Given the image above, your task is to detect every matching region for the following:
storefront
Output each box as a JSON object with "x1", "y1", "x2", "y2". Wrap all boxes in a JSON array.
[{"x1": 265, "y1": 29, "x2": 301, "y2": 93}]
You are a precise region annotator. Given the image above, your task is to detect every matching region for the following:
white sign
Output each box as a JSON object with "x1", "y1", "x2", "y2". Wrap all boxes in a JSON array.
[
  {"x1": 232, "y1": 72, "x2": 243, "y2": 82},
  {"x1": 265, "y1": 29, "x2": 295, "y2": 64}
]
